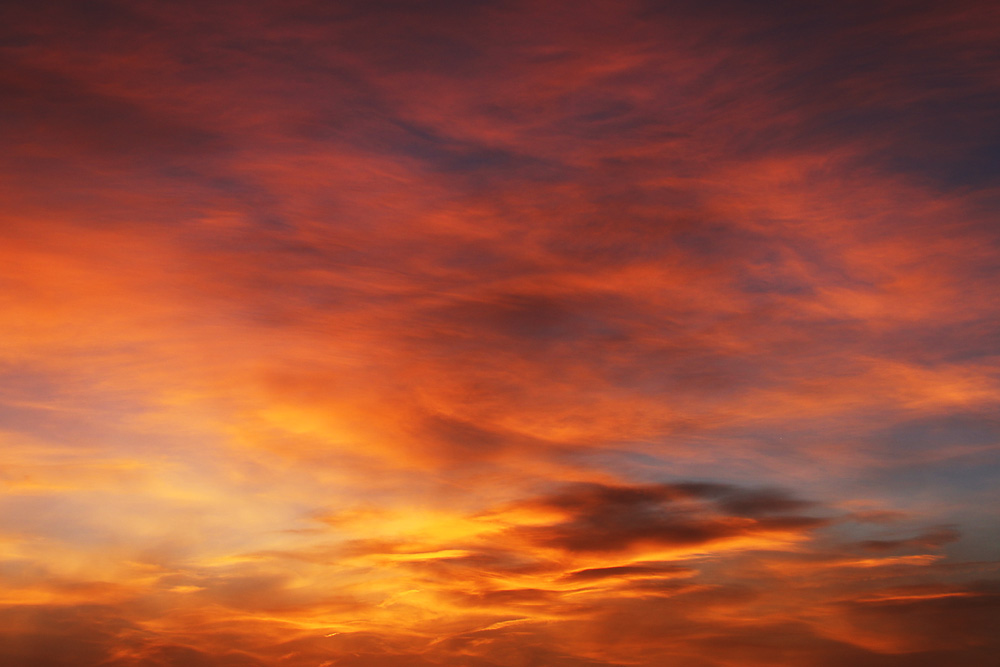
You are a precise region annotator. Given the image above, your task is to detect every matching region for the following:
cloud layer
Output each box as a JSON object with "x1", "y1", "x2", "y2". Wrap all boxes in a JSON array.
[{"x1": 1, "y1": 0, "x2": 998, "y2": 664}]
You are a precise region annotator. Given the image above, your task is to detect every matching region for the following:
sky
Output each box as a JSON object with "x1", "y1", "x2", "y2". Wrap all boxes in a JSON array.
[{"x1": 1, "y1": 0, "x2": 999, "y2": 665}]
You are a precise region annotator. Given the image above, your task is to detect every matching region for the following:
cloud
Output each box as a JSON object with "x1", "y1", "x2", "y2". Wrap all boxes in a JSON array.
[
  {"x1": 509, "y1": 482, "x2": 827, "y2": 553},
  {"x1": 857, "y1": 526, "x2": 961, "y2": 553},
  {"x1": 820, "y1": 583, "x2": 1000, "y2": 655},
  {"x1": 562, "y1": 563, "x2": 696, "y2": 582},
  {"x1": 1, "y1": 0, "x2": 998, "y2": 665}
]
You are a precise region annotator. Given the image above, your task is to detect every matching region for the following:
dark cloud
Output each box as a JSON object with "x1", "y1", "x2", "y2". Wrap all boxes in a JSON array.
[
  {"x1": 0, "y1": 605, "x2": 126, "y2": 667},
  {"x1": 427, "y1": 291, "x2": 630, "y2": 348},
  {"x1": 858, "y1": 526, "x2": 960, "y2": 552},
  {"x1": 0, "y1": 605, "x2": 264, "y2": 667},
  {"x1": 833, "y1": 584, "x2": 1000, "y2": 654},
  {"x1": 0, "y1": 60, "x2": 229, "y2": 165},
  {"x1": 563, "y1": 563, "x2": 695, "y2": 582},
  {"x1": 673, "y1": 483, "x2": 817, "y2": 516},
  {"x1": 513, "y1": 481, "x2": 826, "y2": 553}
]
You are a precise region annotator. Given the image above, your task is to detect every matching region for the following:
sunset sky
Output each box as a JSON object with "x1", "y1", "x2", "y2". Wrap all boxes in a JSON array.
[{"x1": 2, "y1": 1, "x2": 999, "y2": 665}]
